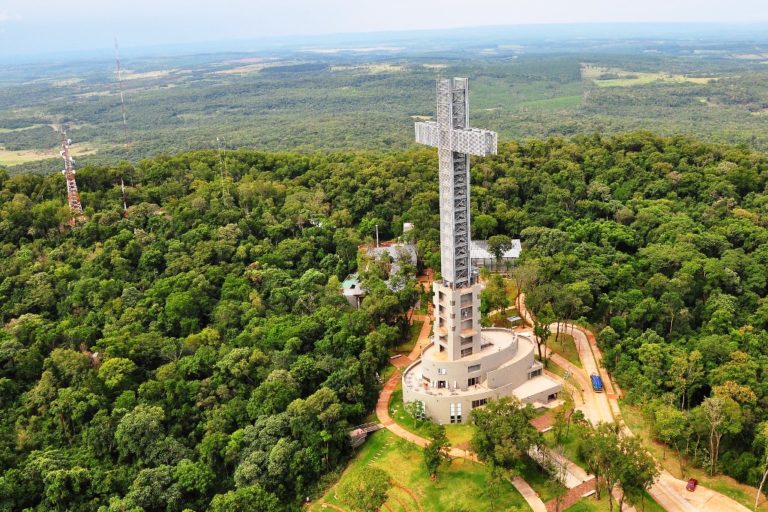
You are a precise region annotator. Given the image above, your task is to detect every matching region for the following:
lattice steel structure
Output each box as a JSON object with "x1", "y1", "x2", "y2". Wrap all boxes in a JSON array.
[
  {"x1": 59, "y1": 130, "x2": 84, "y2": 225},
  {"x1": 415, "y1": 77, "x2": 497, "y2": 289}
]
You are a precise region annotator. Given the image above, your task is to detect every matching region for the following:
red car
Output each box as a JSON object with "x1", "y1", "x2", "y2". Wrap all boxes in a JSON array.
[{"x1": 686, "y1": 478, "x2": 698, "y2": 492}]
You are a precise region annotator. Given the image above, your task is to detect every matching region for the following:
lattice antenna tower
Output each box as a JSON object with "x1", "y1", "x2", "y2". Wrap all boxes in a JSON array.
[
  {"x1": 58, "y1": 127, "x2": 84, "y2": 226},
  {"x1": 114, "y1": 37, "x2": 129, "y2": 212}
]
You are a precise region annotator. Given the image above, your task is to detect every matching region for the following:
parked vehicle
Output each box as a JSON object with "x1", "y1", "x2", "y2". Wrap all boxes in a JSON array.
[
  {"x1": 686, "y1": 478, "x2": 698, "y2": 492},
  {"x1": 590, "y1": 373, "x2": 604, "y2": 393}
]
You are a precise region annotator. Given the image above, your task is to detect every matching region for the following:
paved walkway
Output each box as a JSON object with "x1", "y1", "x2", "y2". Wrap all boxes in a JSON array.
[
  {"x1": 528, "y1": 446, "x2": 593, "y2": 489},
  {"x1": 513, "y1": 476, "x2": 548, "y2": 512}
]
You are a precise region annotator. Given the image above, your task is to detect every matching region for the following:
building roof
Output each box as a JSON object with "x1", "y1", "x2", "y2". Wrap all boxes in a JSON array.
[
  {"x1": 470, "y1": 239, "x2": 522, "y2": 260},
  {"x1": 368, "y1": 243, "x2": 418, "y2": 268},
  {"x1": 341, "y1": 274, "x2": 365, "y2": 296},
  {"x1": 511, "y1": 374, "x2": 562, "y2": 400}
]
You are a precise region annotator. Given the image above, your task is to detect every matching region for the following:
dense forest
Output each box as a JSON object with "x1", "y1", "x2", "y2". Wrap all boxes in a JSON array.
[
  {"x1": 6, "y1": 45, "x2": 768, "y2": 174},
  {"x1": 0, "y1": 131, "x2": 767, "y2": 510}
]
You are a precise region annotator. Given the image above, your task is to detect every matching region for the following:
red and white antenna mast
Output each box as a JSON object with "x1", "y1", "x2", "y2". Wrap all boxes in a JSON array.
[{"x1": 59, "y1": 129, "x2": 84, "y2": 225}]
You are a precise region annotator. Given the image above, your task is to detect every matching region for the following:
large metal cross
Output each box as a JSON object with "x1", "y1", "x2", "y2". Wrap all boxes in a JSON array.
[{"x1": 415, "y1": 77, "x2": 497, "y2": 289}]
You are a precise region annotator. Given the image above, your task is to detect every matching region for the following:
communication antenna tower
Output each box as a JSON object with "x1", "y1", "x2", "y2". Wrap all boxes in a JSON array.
[
  {"x1": 114, "y1": 37, "x2": 130, "y2": 213},
  {"x1": 59, "y1": 128, "x2": 84, "y2": 226}
]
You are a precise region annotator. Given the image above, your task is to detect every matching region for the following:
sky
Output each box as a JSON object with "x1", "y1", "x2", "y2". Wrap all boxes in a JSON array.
[{"x1": 1, "y1": 0, "x2": 768, "y2": 57}]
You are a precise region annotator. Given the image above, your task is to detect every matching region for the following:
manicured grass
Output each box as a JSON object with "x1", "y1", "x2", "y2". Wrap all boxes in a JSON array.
[
  {"x1": 564, "y1": 495, "x2": 611, "y2": 511},
  {"x1": 620, "y1": 401, "x2": 768, "y2": 511},
  {"x1": 309, "y1": 429, "x2": 532, "y2": 512},
  {"x1": 548, "y1": 332, "x2": 582, "y2": 368},
  {"x1": 390, "y1": 320, "x2": 423, "y2": 356},
  {"x1": 566, "y1": 490, "x2": 665, "y2": 512}
]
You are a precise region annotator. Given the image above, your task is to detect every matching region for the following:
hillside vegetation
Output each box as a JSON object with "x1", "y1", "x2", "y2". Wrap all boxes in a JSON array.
[{"x1": 0, "y1": 131, "x2": 766, "y2": 510}]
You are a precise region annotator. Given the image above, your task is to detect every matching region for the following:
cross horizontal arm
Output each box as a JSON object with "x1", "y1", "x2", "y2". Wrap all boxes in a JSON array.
[
  {"x1": 415, "y1": 121, "x2": 438, "y2": 148},
  {"x1": 415, "y1": 121, "x2": 497, "y2": 157},
  {"x1": 452, "y1": 128, "x2": 497, "y2": 157}
]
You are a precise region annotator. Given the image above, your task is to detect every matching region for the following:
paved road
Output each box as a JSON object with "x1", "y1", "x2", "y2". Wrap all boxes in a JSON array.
[{"x1": 517, "y1": 293, "x2": 751, "y2": 512}]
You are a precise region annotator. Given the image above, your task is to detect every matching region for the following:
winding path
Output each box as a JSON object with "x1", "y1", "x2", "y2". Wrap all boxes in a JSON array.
[{"x1": 374, "y1": 312, "x2": 546, "y2": 512}]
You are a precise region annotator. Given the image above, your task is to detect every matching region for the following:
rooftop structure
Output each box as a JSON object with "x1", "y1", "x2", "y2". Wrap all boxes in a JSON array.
[{"x1": 405, "y1": 78, "x2": 560, "y2": 423}]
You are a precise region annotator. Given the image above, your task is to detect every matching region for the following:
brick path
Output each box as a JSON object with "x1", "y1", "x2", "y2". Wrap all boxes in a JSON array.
[{"x1": 545, "y1": 479, "x2": 597, "y2": 512}]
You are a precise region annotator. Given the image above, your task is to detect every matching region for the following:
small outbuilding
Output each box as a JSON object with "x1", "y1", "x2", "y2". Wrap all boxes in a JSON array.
[
  {"x1": 470, "y1": 239, "x2": 521, "y2": 270},
  {"x1": 341, "y1": 274, "x2": 365, "y2": 308}
]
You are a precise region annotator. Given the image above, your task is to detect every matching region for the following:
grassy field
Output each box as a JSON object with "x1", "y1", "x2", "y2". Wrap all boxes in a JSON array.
[
  {"x1": 620, "y1": 401, "x2": 768, "y2": 511},
  {"x1": 0, "y1": 143, "x2": 100, "y2": 166},
  {"x1": 581, "y1": 65, "x2": 717, "y2": 87},
  {"x1": 565, "y1": 492, "x2": 664, "y2": 512},
  {"x1": 309, "y1": 429, "x2": 532, "y2": 512},
  {"x1": 547, "y1": 333, "x2": 581, "y2": 368}
]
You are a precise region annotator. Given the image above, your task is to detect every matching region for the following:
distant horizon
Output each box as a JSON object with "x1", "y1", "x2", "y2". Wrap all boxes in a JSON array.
[
  {"x1": 3, "y1": 20, "x2": 768, "y2": 64},
  {"x1": 2, "y1": 0, "x2": 768, "y2": 60}
]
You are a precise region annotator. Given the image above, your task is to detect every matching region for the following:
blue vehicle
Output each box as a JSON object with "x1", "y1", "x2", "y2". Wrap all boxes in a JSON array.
[{"x1": 590, "y1": 373, "x2": 604, "y2": 393}]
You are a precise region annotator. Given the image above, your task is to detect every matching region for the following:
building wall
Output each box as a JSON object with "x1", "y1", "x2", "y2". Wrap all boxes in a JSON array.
[
  {"x1": 403, "y1": 333, "x2": 561, "y2": 424},
  {"x1": 432, "y1": 281, "x2": 482, "y2": 361},
  {"x1": 420, "y1": 329, "x2": 528, "y2": 391},
  {"x1": 403, "y1": 362, "x2": 561, "y2": 424}
]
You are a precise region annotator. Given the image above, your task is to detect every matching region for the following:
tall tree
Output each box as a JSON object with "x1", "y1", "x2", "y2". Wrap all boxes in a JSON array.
[{"x1": 423, "y1": 424, "x2": 451, "y2": 480}]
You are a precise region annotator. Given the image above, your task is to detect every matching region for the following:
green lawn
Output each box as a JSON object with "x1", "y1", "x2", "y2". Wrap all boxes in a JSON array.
[
  {"x1": 390, "y1": 320, "x2": 423, "y2": 356},
  {"x1": 547, "y1": 332, "x2": 581, "y2": 368},
  {"x1": 565, "y1": 490, "x2": 665, "y2": 512},
  {"x1": 309, "y1": 429, "x2": 532, "y2": 512}
]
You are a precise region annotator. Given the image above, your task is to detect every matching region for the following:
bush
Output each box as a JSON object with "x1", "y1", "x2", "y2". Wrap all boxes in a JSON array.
[{"x1": 337, "y1": 467, "x2": 391, "y2": 511}]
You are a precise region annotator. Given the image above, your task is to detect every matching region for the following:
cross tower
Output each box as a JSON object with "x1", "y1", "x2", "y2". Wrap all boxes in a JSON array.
[{"x1": 415, "y1": 78, "x2": 497, "y2": 361}]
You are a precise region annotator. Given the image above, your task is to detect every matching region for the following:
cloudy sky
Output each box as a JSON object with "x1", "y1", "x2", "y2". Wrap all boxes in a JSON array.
[{"x1": 1, "y1": 0, "x2": 767, "y2": 56}]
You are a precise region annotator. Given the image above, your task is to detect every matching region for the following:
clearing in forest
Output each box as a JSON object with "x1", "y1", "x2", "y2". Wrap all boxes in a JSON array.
[
  {"x1": 581, "y1": 64, "x2": 716, "y2": 87},
  {"x1": 309, "y1": 429, "x2": 531, "y2": 512}
]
